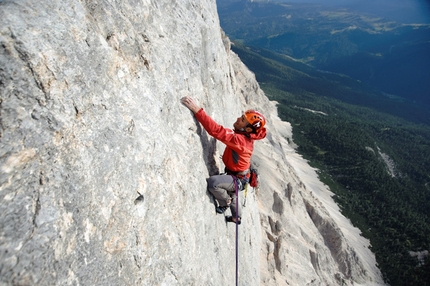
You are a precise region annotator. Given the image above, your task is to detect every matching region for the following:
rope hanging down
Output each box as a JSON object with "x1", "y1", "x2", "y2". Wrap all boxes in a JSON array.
[{"x1": 234, "y1": 177, "x2": 239, "y2": 286}]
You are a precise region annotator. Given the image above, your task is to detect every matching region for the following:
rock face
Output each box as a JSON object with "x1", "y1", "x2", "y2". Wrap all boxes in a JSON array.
[{"x1": 0, "y1": 0, "x2": 384, "y2": 285}]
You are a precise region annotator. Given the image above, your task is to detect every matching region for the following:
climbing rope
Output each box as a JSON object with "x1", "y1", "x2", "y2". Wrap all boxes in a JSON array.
[{"x1": 234, "y1": 176, "x2": 239, "y2": 286}]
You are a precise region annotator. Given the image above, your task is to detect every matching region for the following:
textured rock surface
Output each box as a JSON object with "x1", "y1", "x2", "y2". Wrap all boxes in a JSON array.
[{"x1": 0, "y1": 0, "x2": 384, "y2": 285}]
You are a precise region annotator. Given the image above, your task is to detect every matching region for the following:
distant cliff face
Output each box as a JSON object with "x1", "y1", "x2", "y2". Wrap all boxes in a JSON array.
[{"x1": 0, "y1": 0, "x2": 383, "y2": 285}]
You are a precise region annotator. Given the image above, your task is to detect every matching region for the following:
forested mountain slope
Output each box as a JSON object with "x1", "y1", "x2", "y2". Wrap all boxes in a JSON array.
[{"x1": 230, "y1": 42, "x2": 430, "y2": 286}]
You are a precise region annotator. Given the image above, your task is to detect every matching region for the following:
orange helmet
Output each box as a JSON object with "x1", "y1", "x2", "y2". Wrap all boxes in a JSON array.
[{"x1": 244, "y1": 110, "x2": 266, "y2": 133}]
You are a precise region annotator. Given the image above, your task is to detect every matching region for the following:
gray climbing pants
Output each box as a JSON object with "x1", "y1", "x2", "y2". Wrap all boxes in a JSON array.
[{"x1": 207, "y1": 175, "x2": 242, "y2": 218}]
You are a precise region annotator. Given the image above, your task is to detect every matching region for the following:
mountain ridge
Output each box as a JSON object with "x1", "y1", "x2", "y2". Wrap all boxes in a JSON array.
[{"x1": 218, "y1": 0, "x2": 430, "y2": 105}]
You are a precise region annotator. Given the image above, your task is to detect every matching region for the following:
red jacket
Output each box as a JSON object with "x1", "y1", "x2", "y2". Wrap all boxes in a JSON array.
[{"x1": 195, "y1": 108, "x2": 266, "y2": 172}]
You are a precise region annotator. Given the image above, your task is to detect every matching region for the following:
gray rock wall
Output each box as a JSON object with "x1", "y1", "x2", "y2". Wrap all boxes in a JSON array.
[{"x1": 0, "y1": 0, "x2": 384, "y2": 285}]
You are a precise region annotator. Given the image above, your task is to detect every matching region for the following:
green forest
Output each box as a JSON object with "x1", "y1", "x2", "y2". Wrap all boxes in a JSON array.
[{"x1": 231, "y1": 43, "x2": 430, "y2": 285}]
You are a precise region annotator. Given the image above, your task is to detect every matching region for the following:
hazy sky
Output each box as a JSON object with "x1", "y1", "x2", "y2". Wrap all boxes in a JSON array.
[{"x1": 270, "y1": 0, "x2": 430, "y2": 23}]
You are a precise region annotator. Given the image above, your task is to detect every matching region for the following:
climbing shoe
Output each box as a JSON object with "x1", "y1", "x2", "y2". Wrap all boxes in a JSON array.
[
  {"x1": 226, "y1": 216, "x2": 241, "y2": 225},
  {"x1": 216, "y1": 205, "x2": 229, "y2": 214}
]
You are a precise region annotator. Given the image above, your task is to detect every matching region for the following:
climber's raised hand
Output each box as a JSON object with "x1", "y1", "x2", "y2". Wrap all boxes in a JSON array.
[{"x1": 180, "y1": 96, "x2": 201, "y2": 114}]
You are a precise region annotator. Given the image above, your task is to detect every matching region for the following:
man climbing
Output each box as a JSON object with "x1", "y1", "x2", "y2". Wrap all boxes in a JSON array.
[{"x1": 181, "y1": 96, "x2": 266, "y2": 224}]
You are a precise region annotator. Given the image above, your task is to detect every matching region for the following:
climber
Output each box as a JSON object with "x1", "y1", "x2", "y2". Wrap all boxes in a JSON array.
[{"x1": 181, "y1": 96, "x2": 266, "y2": 224}]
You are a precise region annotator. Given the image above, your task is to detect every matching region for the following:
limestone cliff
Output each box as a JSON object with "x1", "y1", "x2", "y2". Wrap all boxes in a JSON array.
[{"x1": 0, "y1": 0, "x2": 384, "y2": 285}]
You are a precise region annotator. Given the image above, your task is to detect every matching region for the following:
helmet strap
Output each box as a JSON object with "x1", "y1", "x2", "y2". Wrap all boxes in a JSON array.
[
  {"x1": 246, "y1": 124, "x2": 256, "y2": 133},
  {"x1": 236, "y1": 126, "x2": 254, "y2": 134}
]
